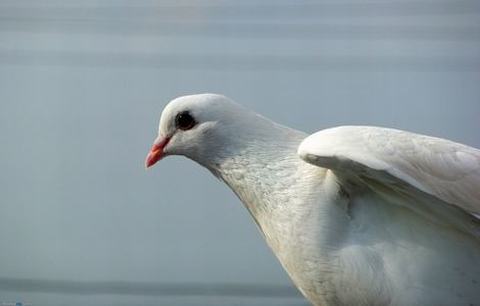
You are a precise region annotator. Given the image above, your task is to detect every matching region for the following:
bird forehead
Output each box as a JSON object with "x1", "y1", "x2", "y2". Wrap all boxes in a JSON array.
[{"x1": 163, "y1": 100, "x2": 230, "y2": 123}]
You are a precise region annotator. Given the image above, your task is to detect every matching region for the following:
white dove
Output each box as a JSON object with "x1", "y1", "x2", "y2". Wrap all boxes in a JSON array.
[{"x1": 146, "y1": 93, "x2": 480, "y2": 306}]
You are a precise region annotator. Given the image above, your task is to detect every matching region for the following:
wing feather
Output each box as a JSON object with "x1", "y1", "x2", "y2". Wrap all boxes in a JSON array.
[{"x1": 298, "y1": 126, "x2": 480, "y2": 217}]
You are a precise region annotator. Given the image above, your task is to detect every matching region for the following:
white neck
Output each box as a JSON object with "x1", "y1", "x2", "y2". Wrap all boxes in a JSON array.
[
  {"x1": 204, "y1": 123, "x2": 326, "y2": 235},
  {"x1": 195, "y1": 118, "x2": 347, "y2": 300}
]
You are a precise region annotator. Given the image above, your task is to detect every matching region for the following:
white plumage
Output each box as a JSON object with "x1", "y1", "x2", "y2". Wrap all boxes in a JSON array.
[
  {"x1": 299, "y1": 126, "x2": 480, "y2": 217},
  {"x1": 146, "y1": 94, "x2": 480, "y2": 306}
]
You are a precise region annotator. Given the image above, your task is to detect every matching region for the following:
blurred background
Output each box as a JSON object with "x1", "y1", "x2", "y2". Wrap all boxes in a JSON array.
[{"x1": 0, "y1": 0, "x2": 479, "y2": 305}]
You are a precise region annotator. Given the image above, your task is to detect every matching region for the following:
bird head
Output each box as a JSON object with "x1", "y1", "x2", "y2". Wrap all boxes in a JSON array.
[{"x1": 145, "y1": 93, "x2": 249, "y2": 169}]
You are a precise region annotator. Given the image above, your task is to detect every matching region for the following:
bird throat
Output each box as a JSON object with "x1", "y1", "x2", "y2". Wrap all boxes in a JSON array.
[{"x1": 211, "y1": 139, "x2": 308, "y2": 233}]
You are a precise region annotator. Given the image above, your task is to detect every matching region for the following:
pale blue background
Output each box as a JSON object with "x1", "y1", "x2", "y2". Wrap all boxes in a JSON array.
[{"x1": 0, "y1": 0, "x2": 479, "y2": 305}]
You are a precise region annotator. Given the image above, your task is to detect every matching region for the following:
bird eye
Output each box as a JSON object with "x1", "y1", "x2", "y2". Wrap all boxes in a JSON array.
[{"x1": 175, "y1": 111, "x2": 196, "y2": 130}]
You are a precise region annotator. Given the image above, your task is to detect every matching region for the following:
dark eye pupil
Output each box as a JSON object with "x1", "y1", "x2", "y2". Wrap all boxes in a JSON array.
[{"x1": 176, "y1": 111, "x2": 196, "y2": 130}]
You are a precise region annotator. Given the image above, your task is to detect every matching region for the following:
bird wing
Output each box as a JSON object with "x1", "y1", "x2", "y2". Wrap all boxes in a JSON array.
[{"x1": 298, "y1": 126, "x2": 480, "y2": 233}]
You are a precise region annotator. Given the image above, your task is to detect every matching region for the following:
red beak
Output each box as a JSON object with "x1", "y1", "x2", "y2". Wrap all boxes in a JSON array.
[{"x1": 145, "y1": 137, "x2": 170, "y2": 168}]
